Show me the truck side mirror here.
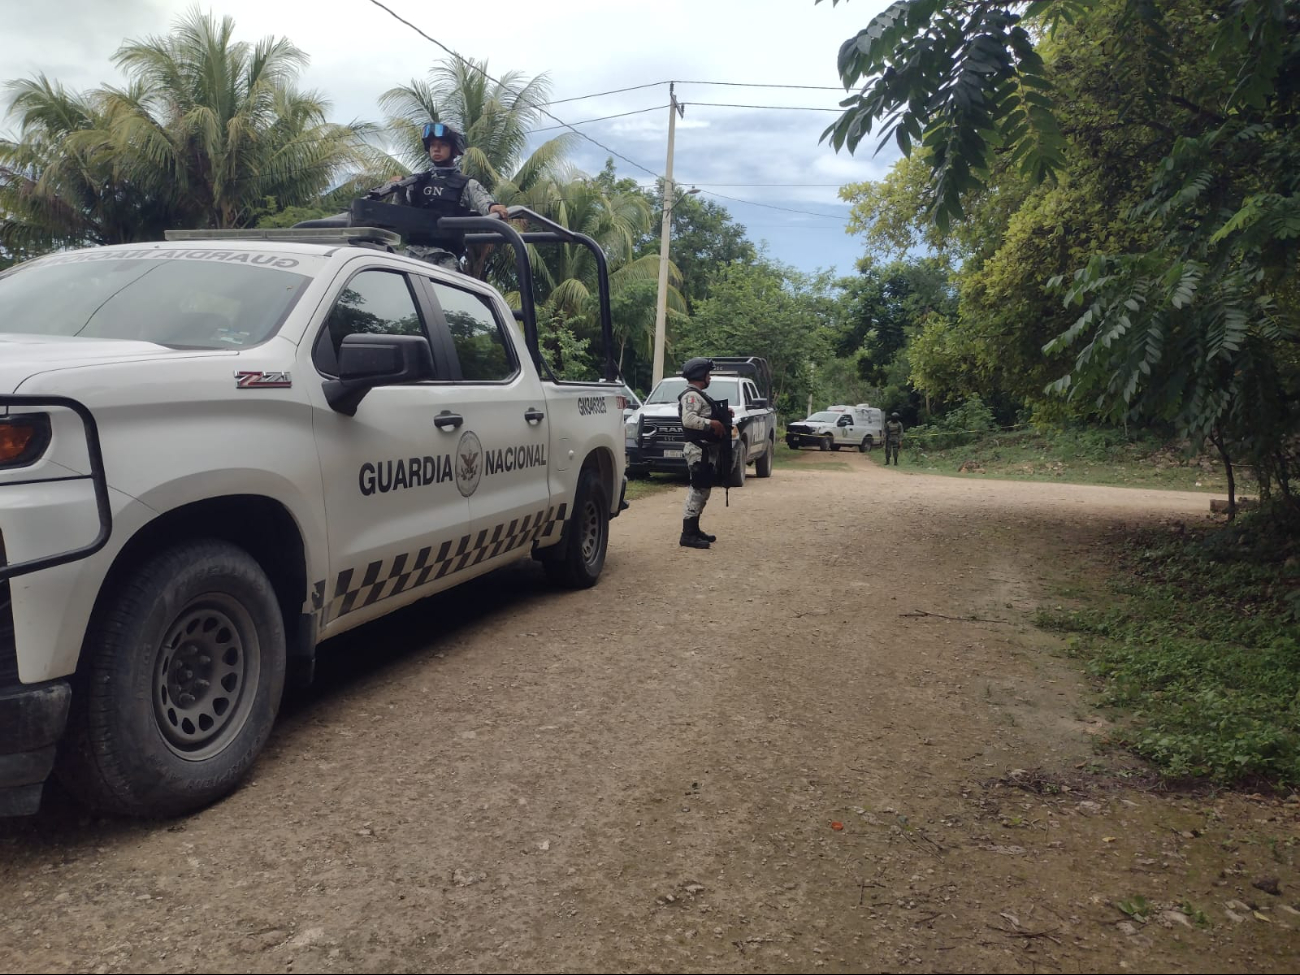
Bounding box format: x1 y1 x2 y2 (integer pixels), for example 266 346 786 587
751 397 767 409
324 333 435 415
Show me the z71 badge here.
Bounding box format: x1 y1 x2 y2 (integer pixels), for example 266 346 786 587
235 370 292 389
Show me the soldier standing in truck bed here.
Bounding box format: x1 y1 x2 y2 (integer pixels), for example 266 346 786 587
388 121 508 271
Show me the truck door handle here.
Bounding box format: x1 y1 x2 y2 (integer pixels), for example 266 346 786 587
524 408 545 424
434 411 463 430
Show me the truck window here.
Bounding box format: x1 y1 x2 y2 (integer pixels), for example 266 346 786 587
646 378 741 405
430 281 517 382
323 269 428 357
744 383 757 406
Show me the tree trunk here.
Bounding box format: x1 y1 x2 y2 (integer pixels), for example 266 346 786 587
1211 428 1237 520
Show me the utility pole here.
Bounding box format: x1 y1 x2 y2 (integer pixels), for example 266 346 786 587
651 84 685 386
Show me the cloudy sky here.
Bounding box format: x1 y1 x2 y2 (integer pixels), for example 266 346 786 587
1 0 900 275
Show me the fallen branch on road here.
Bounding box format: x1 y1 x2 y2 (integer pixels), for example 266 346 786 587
901 609 1012 624
985 923 1063 945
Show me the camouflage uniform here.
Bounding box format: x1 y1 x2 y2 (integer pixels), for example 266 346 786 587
399 165 499 272
680 386 719 519
884 419 904 465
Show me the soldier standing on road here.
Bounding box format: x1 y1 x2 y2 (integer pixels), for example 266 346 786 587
678 357 729 549
884 412 904 466
384 121 509 272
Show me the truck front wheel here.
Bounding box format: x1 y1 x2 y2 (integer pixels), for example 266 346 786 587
756 437 774 477
544 467 609 589
58 540 285 818
727 440 747 487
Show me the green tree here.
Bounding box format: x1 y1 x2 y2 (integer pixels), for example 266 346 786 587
494 173 681 380
0 76 175 251
824 0 1300 509
380 57 573 198
104 7 370 229
674 260 837 415
643 185 757 313
837 256 957 420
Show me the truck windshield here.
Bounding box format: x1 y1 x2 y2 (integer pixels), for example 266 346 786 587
645 378 741 405
0 254 312 349
806 412 843 423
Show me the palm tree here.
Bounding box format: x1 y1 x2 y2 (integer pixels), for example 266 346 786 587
498 172 685 377
103 8 372 228
1 7 371 251
0 75 173 253
379 57 573 197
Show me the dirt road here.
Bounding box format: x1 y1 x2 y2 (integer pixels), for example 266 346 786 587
3 454 1297 974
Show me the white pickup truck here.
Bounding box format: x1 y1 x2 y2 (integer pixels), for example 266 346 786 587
624 357 777 484
786 404 884 452
0 207 626 818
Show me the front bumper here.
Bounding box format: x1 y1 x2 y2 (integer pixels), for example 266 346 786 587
0 680 71 816
786 432 828 447
626 444 689 472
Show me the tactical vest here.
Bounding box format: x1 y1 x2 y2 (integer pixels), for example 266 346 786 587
404 168 474 252
678 386 726 447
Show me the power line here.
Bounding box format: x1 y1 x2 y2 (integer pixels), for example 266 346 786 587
543 82 670 106
363 0 661 179
698 189 846 221
541 79 846 108
359 8 851 224
530 104 669 134
677 80 847 91
690 101 843 112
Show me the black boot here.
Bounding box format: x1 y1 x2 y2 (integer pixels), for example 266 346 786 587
680 517 710 548
694 520 717 543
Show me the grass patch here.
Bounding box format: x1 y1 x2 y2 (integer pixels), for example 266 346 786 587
624 473 681 502
1038 509 1300 787
904 426 1257 493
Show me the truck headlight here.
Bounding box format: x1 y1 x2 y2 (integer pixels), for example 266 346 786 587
0 413 51 469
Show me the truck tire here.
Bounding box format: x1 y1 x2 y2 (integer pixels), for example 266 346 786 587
544 467 609 589
786 437 800 450
727 440 747 488
831 442 842 452
57 539 286 818
756 437 774 477
819 436 832 452
860 435 873 453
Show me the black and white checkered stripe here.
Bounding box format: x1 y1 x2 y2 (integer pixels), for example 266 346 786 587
317 503 568 624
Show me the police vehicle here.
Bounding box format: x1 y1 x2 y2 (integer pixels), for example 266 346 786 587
624 357 777 484
0 204 627 818
786 404 884 451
